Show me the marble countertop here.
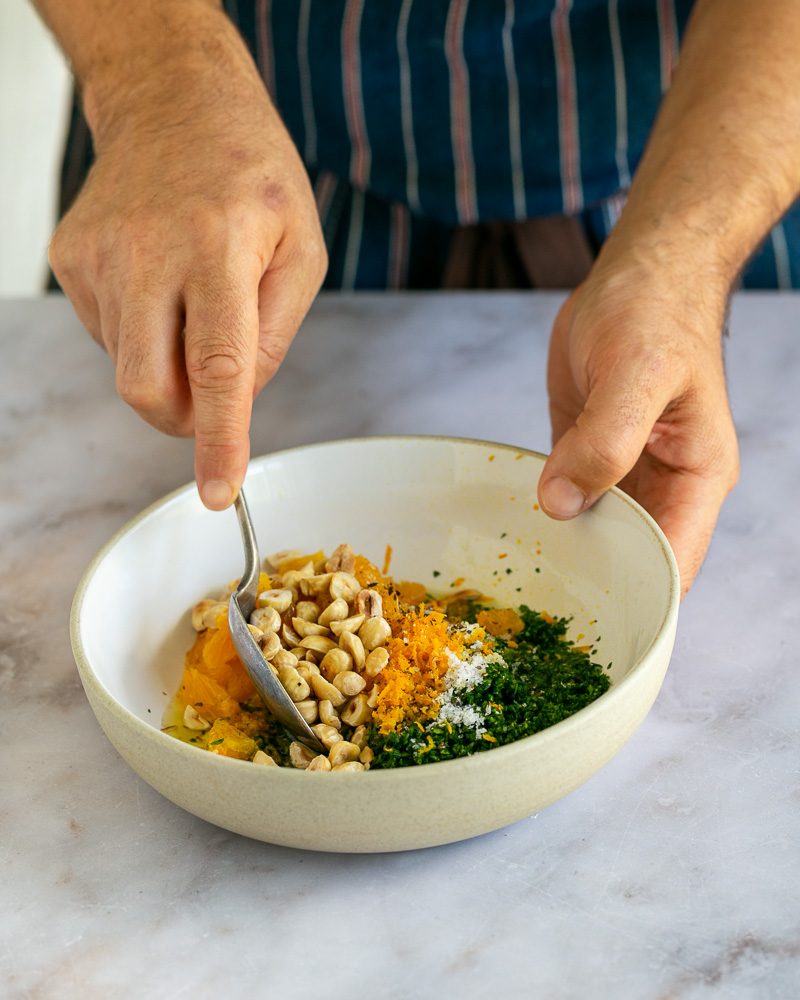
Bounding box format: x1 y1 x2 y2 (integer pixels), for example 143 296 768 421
2 293 799 999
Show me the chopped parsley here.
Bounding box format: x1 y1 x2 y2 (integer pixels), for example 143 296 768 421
369 607 610 769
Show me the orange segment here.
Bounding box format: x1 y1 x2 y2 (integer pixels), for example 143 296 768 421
179 666 240 722
200 622 257 703
180 618 257 711
205 719 257 759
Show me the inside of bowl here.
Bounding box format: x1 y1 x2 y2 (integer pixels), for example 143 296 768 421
76 438 676 723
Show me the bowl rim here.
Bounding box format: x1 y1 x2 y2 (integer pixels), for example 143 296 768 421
70 434 680 781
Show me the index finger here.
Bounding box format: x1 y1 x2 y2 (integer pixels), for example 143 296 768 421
184 270 260 509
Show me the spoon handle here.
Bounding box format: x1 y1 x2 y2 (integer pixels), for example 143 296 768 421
233 491 260 618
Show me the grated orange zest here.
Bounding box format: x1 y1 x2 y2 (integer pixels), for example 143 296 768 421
373 607 465 735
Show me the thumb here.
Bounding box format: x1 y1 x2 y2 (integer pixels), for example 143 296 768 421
539 364 674 518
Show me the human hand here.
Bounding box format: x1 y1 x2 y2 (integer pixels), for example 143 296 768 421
48 8 327 510
538 257 739 597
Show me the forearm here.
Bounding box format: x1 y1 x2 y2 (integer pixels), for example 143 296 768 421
31 0 242 138
607 0 800 289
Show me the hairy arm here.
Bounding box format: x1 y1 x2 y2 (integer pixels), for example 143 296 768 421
540 0 800 595
33 0 219 119
611 0 800 284
33 0 326 509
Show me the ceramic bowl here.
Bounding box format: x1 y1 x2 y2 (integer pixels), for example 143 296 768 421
71 436 679 852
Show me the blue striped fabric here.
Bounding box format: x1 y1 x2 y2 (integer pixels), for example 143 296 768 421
255 0 684 219
54 1 800 291
218 0 799 290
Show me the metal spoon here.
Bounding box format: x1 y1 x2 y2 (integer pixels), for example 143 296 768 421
228 490 324 753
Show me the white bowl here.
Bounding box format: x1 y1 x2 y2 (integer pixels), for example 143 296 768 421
71 437 679 852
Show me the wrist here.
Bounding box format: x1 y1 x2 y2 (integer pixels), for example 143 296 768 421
608 122 793 297
587 237 731 345
599 194 740 319
79 2 234 143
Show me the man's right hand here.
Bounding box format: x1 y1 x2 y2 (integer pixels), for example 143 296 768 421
47 4 327 510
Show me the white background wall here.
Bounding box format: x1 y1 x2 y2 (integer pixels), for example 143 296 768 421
0 1 70 296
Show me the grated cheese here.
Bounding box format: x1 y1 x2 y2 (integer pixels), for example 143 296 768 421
428 640 504 737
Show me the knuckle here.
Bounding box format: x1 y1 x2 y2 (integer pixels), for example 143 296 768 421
161 412 195 438
297 230 329 285
120 224 161 269
640 345 673 380
155 412 194 438
187 344 249 392
48 222 82 282
582 432 634 481
115 372 162 413
553 293 577 333
47 228 67 275
261 180 290 213
186 205 233 253
306 233 329 284
702 418 740 492
276 223 328 291
194 438 244 468
115 374 191 436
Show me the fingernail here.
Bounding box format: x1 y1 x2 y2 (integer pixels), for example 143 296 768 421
540 476 586 518
201 479 234 510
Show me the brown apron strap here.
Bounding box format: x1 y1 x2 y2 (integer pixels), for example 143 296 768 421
441 215 595 290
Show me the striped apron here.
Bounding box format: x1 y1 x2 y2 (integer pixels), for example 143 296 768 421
55 0 800 290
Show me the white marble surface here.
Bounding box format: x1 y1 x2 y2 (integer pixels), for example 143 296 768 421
2 293 799 999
